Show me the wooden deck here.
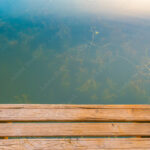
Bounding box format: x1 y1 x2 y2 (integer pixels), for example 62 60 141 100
0 104 150 149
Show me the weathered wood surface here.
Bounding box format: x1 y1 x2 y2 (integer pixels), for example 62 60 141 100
0 104 150 109
1 123 150 137
1 108 150 122
1 105 150 149
0 138 150 149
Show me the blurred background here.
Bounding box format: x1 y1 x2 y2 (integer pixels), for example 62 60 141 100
0 0 150 104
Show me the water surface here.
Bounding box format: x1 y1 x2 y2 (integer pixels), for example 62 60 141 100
0 0 150 104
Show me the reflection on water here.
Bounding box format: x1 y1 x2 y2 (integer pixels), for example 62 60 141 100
0 0 150 104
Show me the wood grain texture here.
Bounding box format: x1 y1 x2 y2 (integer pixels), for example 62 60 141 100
1 138 150 149
1 123 150 137
1 108 150 122
1 105 150 149
0 104 150 109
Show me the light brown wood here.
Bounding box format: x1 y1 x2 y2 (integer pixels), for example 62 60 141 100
3 122 12 139
0 104 150 109
0 138 150 149
1 108 150 122
1 105 150 149
0 123 150 137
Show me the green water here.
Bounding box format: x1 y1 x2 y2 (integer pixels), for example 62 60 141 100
0 0 150 104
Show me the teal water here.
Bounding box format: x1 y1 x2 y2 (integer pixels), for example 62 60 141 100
0 0 150 104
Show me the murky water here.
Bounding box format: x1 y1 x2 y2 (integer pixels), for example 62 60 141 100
0 0 150 104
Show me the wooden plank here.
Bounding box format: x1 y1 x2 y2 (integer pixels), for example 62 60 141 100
0 104 150 109
1 138 150 149
0 123 150 137
1 108 150 122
